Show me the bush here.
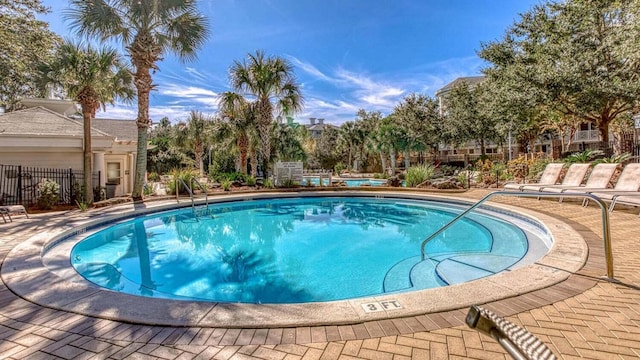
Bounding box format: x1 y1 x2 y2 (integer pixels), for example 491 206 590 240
405 164 436 187
37 179 60 209
263 178 275 189
168 169 197 195
221 179 232 191
148 172 160 182
245 176 257 186
334 162 345 175
209 171 246 183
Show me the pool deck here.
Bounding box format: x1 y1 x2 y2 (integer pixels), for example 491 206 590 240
1 189 640 359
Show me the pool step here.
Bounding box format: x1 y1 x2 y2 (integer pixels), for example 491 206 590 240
383 256 443 293
435 254 520 285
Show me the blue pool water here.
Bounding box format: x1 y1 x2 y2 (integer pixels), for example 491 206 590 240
302 178 388 186
70 197 533 304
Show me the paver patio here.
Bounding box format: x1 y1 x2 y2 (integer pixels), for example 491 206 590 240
1 189 640 359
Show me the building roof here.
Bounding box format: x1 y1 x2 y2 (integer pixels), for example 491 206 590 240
435 76 486 97
0 107 112 138
19 98 78 117
91 119 138 142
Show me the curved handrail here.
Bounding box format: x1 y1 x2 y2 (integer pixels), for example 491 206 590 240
191 177 209 211
420 191 614 279
175 177 196 215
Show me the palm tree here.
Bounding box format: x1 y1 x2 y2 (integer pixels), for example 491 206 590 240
218 92 256 174
228 51 303 177
67 0 210 200
174 111 212 177
38 41 135 204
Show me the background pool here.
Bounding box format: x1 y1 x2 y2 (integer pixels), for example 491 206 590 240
70 197 532 304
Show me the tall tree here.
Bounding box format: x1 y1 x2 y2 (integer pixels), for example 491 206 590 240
148 117 187 174
442 81 497 157
0 0 61 110
392 93 442 166
67 0 210 200
228 51 303 177
175 111 212 177
218 91 256 174
479 0 640 144
337 121 359 172
38 41 135 204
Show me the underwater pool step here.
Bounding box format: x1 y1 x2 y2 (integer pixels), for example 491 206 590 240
435 254 520 285
383 256 447 293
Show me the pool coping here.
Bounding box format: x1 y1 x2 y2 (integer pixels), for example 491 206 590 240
0 191 589 328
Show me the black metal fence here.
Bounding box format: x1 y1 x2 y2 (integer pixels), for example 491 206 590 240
0 164 100 207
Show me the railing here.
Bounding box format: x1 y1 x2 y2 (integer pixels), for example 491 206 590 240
0 164 101 206
175 177 196 216
420 191 614 279
176 176 211 219
190 177 209 211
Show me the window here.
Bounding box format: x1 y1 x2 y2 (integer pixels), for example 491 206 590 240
107 162 121 185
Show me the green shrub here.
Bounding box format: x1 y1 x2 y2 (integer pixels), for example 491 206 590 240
209 171 246 183
94 186 106 202
279 179 299 188
148 172 160 182
76 200 89 212
594 152 635 164
263 178 274 189
168 169 196 195
405 164 436 187
143 183 154 196
564 149 604 163
373 173 389 179
37 179 60 209
221 179 232 191
245 176 257 186
334 162 345 175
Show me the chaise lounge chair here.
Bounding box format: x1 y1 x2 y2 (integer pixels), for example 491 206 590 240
608 193 640 215
519 163 590 192
0 205 29 223
536 163 619 202
503 162 565 191
563 163 640 210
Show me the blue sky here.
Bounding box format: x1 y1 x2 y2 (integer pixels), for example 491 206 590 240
39 0 539 125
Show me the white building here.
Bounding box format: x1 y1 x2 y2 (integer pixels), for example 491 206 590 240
0 99 138 199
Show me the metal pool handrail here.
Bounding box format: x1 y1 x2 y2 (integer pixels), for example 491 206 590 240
190 177 209 211
419 191 614 279
175 177 196 215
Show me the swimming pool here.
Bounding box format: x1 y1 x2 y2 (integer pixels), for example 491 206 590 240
67 196 549 304
302 177 388 186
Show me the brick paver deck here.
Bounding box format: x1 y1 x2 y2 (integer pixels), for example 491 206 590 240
1 189 640 359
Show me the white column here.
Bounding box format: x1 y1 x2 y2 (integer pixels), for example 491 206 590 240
93 152 106 187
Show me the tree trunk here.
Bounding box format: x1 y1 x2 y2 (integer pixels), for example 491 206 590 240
250 148 258 176
132 66 152 201
82 107 93 204
598 119 610 143
389 148 397 175
195 141 204 177
257 100 273 178
480 138 486 157
237 133 248 174
379 152 387 175
404 150 410 170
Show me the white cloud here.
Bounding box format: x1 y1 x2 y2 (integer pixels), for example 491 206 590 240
289 56 332 82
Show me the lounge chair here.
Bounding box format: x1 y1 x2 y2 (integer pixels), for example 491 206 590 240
608 193 640 215
520 163 590 192
564 163 640 210
0 205 29 223
503 163 565 191
536 163 619 202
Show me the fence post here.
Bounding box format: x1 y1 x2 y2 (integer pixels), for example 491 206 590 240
17 165 23 205
69 168 73 205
